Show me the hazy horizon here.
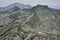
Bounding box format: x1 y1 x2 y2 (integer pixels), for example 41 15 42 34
0 0 60 9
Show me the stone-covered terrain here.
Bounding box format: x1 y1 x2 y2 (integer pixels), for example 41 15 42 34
0 3 60 40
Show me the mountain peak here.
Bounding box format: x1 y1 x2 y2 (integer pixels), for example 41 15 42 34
36 5 48 8
6 3 31 9
32 5 49 10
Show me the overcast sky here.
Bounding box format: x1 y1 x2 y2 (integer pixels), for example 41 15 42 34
0 0 60 9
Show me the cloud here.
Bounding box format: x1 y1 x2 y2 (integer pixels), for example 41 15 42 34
0 0 60 9
33 0 60 6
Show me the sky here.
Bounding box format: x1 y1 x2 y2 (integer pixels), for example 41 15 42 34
0 0 60 9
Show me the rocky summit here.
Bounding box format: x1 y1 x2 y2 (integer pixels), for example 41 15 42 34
0 3 60 40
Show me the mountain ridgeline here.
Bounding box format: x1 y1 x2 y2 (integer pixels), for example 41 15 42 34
0 3 60 40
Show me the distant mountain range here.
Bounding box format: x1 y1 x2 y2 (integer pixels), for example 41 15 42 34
0 3 60 12
0 3 32 12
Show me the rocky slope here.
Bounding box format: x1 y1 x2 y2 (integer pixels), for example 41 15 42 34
0 4 60 40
